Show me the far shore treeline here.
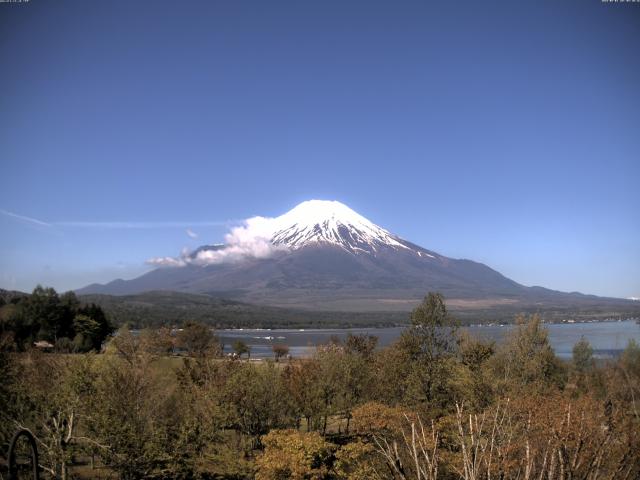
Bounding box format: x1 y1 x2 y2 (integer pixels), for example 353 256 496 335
4 286 639 336
1 290 640 479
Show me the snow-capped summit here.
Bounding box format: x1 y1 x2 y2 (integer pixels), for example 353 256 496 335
269 200 410 254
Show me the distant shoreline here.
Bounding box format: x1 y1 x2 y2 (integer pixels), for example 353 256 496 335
213 319 640 360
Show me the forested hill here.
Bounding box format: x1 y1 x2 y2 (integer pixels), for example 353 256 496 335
79 290 640 329
77 291 409 329
0 288 28 303
5 288 638 331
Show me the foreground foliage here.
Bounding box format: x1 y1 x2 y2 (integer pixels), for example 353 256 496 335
1 293 639 479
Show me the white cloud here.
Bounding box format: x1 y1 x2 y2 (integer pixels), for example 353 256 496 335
186 228 198 239
146 216 287 267
146 256 187 267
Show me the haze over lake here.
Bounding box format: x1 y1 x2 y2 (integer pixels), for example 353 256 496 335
219 320 640 360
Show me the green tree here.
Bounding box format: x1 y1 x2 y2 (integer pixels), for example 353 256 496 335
400 292 458 361
23 286 68 342
314 348 346 435
90 328 188 479
370 344 412 405
176 321 219 357
0 334 19 454
59 291 81 326
0 287 111 351
618 339 640 412
72 314 101 352
399 292 459 410
224 362 296 447
76 302 113 350
233 339 250 358
492 314 566 392
0 303 22 349
338 351 373 434
620 338 640 378
572 336 594 373
458 331 496 408
10 352 98 480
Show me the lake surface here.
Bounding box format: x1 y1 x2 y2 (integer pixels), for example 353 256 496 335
218 320 640 360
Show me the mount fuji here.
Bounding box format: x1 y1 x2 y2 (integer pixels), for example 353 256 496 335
78 200 637 314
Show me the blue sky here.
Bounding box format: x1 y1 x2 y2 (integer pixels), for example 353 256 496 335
1 0 638 298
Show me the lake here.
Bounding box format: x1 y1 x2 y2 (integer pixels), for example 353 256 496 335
218 320 640 360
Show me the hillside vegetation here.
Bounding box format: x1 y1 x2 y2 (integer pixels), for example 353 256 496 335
79 290 640 329
78 291 408 329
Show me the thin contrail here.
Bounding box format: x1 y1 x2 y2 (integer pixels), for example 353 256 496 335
0 209 52 227
1 209 233 229
55 220 231 229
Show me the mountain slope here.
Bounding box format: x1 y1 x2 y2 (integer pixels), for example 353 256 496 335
77 200 638 313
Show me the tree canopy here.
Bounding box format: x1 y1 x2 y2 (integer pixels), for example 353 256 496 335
0 286 113 352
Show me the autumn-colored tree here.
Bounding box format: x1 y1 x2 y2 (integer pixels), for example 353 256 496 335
282 359 324 431
256 429 335 480
351 402 438 480
345 334 378 358
136 326 172 356
351 402 407 436
334 440 385 480
447 393 640 480
273 344 290 361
